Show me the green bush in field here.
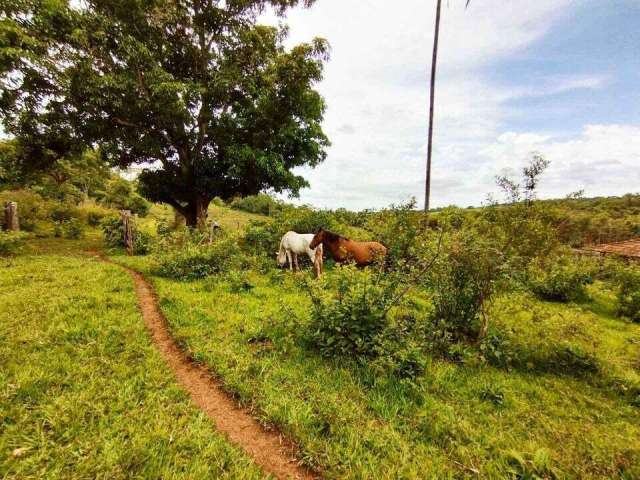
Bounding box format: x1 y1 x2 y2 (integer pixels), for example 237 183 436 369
427 231 505 341
79 203 111 226
230 193 281 216
100 214 152 255
0 231 28 256
154 233 241 280
364 199 426 270
308 265 393 358
615 265 640 322
62 218 84 239
527 258 594 302
306 264 426 378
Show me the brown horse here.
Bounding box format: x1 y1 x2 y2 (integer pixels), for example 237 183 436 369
309 228 387 267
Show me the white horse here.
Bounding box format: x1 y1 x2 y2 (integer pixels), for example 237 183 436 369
277 231 323 277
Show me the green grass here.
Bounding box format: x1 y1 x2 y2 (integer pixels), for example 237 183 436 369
0 242 268 479
113 253 640 479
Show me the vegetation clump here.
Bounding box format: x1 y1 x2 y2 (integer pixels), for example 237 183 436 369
527 257 595 302
615 264 640 322
0 231 29 256
154 230 241 280
100 214 152 255
307 264 427 379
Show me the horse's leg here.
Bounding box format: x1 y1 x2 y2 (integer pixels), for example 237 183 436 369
286 250 293 271
293 252 299 272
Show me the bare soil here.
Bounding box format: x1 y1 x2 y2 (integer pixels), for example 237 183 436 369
91 251 317 480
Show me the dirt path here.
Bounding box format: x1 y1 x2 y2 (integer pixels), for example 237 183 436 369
90 252 317 480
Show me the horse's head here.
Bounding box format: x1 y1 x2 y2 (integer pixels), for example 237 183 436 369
309 228 325 249
276 249 287 266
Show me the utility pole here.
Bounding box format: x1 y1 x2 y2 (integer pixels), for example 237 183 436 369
424 0 442 213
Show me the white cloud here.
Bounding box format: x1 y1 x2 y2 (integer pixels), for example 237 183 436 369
481 125 640 201
264 1 634 210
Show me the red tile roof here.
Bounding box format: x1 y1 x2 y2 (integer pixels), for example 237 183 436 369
584 238 640 258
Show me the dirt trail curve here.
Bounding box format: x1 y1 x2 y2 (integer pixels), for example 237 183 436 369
89 251 317 480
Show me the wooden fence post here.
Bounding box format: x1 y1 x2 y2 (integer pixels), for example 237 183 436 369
4 202 19 231
121 210 134 256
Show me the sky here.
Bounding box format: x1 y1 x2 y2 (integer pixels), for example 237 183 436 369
264 0 640 210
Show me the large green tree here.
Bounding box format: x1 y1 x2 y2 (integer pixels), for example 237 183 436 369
1 0 329 226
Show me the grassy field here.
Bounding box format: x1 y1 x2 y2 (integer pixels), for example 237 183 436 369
0 237 268 479
114 252 640 479
3 208 640 479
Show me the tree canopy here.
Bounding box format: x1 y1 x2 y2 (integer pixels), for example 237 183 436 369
1 0 330 225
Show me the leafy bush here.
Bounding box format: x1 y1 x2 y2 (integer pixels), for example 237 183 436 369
364 199 426 270
427 231 504 340
615 266 640 322
100 178 150 216
78 203 111 226
308 265 394 358
100 214 152 255
0 231 28 256
230 194 281 216
63 218 84 239
306 265 427 378
154 234 241 280
527 258 594 302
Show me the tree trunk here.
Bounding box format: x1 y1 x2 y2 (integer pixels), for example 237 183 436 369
4 202 19 231
184 196 210 229
424 0 442 213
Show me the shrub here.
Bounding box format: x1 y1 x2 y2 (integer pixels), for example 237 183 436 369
527 258 594 302
306 265 426 378
615 266 640 322
364 199 426 270
63 218 84 239
49 203 81 223
0 231 28 256
427 231 504 340
307 265 394 359
101 215 125 248
100 214 153 255
230 193 281 216
154 234 241 280
100 177 150 216
79 203 111 226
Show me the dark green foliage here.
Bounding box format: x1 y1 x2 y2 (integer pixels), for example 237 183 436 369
61 218 84 239
528 258 595 302
615 266 640 322
364 199 426 270
100 178 150 217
